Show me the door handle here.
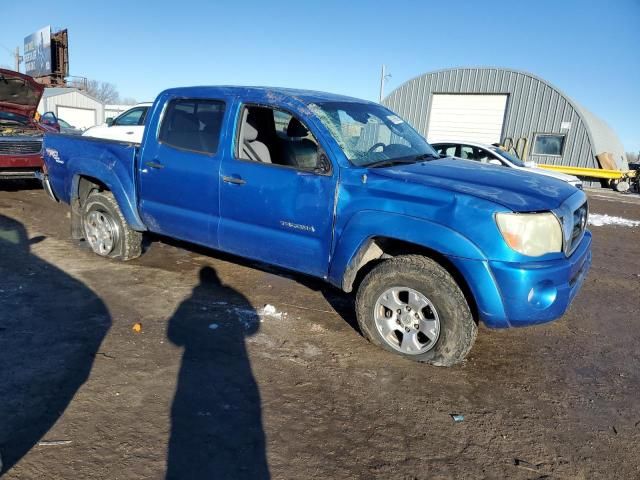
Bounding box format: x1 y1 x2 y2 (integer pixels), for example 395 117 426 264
222 175 246 185
145 161 164 169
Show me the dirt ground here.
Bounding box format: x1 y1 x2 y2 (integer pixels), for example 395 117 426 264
0 183 639 479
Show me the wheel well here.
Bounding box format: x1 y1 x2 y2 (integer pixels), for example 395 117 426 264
70 176 111 239
345 237 479 323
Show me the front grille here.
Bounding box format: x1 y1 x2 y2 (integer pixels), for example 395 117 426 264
0 140 43 155
568 202 588 254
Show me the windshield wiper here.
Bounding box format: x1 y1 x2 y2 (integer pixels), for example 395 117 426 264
365 158 419 168
413 153 441 161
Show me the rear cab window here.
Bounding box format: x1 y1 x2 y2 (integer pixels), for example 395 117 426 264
159 99 225 155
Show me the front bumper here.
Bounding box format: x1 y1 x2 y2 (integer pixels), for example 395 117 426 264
451 231 592 328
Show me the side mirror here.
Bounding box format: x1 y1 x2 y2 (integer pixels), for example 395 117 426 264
105 118 114 126
314 153 332 175
488 159 502 166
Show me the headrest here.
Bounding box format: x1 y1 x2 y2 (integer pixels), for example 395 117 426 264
171 110 198 131
287 117 308 138
243 123 258 142
198 111 221 130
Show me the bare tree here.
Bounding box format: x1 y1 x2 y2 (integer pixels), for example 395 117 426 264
626 151 639 164
84 80 120 104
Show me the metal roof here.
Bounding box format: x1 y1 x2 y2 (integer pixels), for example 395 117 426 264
384 67 627 170
42 87 103 105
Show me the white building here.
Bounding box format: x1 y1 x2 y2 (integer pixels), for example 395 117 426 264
38 88 104 130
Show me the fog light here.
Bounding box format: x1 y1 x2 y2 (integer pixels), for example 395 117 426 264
527 281 557 310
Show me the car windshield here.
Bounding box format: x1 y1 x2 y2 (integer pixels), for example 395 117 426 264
58 119 72 128
308 101 438 167
0 111 29 126
492 147 525 167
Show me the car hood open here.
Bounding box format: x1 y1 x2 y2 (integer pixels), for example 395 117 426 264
0 69 44 118
368 158 577 212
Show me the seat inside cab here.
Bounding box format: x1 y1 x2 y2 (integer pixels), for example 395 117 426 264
238 106 320 169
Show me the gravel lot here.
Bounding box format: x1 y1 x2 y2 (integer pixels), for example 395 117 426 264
1 183 639 479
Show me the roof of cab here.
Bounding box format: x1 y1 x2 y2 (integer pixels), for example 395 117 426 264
158 85 375 105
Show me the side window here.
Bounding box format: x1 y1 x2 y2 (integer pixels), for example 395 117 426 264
237 105 323 171
532 133 565 156
159 99 225 155
436 144 457 157
113 108 145 126
460 145 476 160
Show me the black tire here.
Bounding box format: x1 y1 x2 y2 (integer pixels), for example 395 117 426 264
355 255 477 366
82 190 142 261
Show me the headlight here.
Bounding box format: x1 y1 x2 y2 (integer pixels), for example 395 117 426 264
495 212 562 256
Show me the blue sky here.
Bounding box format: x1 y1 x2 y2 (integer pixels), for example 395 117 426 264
1 0 638 151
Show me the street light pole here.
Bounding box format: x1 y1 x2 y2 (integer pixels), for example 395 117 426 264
379 64 391 103
14 46 22 72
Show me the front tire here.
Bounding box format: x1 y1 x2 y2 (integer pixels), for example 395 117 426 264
82 190 142 261
355 255 477 366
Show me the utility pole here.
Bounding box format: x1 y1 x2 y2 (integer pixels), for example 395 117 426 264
378 64 391 103
14 46 22 72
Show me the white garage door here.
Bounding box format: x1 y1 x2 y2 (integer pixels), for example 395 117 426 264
56 106 97 130
427 94 508 144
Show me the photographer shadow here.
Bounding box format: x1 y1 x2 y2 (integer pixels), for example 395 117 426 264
166 266 269 479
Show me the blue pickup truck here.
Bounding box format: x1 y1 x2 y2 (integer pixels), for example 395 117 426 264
39 86 591 366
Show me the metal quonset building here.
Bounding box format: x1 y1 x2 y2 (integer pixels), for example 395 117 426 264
383 67 627 171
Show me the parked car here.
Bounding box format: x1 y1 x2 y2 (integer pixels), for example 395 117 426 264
39 86 592 366
0 68 57 179
82 103 152 143
432 140 583 189
57 118 82 135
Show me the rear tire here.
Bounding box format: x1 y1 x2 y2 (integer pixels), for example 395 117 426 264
355 255 477 366
82 190 142 261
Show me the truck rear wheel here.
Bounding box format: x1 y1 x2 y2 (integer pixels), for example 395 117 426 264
82 190 142 261
355 255 477 366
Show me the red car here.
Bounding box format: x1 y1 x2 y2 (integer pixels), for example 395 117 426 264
0 69 57 180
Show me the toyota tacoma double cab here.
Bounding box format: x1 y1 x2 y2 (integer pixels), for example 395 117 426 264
39 86 592 365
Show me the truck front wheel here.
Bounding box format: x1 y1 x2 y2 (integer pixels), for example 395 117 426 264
355 255 477 366
82 190 142 261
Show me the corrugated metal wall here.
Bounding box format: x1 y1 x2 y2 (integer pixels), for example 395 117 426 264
383 68 597 169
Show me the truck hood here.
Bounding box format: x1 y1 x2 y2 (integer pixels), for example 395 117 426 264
0 69 44 118
368 158 577 212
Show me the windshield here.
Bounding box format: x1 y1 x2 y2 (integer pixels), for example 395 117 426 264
309 101 438 167
492 147 525 167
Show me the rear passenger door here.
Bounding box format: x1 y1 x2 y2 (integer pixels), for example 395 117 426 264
138 97 226 246
218 103 337 277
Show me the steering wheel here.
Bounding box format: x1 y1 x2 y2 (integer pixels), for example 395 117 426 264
367 143 386 153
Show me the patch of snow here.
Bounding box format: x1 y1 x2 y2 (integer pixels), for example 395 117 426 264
588 214 640 227
208 323 219 330
257 304 286 320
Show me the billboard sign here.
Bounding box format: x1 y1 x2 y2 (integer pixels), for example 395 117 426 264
24 26 52 77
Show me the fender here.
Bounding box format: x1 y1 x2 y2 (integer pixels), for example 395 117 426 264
329 210 487 291
65 153 146 231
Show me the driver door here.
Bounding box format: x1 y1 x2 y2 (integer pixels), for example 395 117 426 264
218 103 337 277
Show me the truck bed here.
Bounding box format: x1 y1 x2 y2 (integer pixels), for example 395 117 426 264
43 133 139 205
